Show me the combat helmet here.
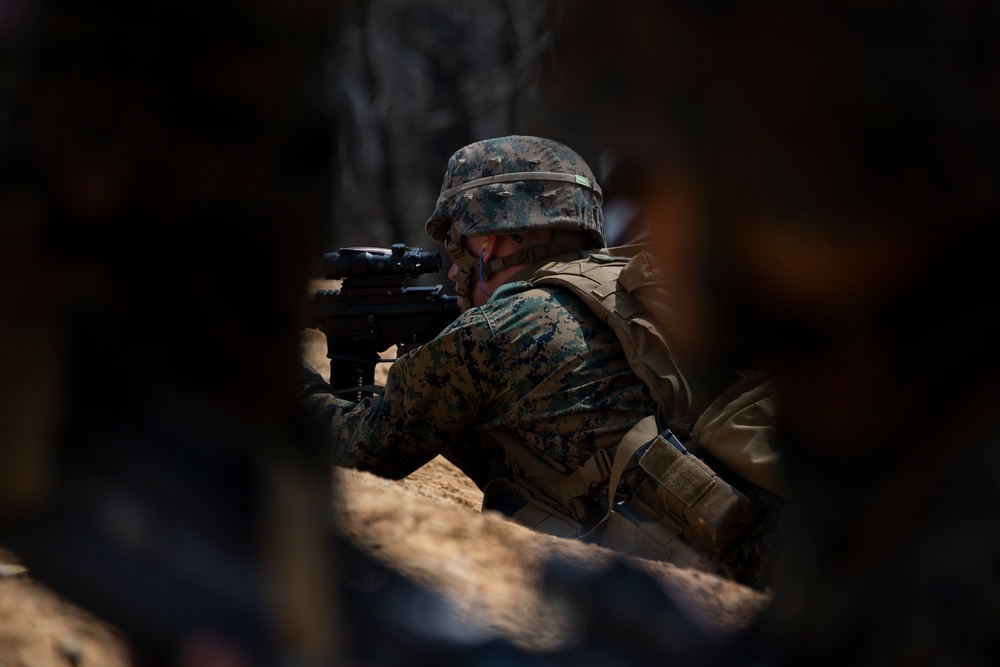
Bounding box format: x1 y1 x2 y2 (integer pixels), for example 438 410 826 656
426 135 605 305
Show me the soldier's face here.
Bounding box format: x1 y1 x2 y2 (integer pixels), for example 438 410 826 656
446 259 466 309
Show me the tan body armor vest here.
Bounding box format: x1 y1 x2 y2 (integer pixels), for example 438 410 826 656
481 244 785 573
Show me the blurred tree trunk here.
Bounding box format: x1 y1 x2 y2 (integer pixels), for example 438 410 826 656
326 0 552 252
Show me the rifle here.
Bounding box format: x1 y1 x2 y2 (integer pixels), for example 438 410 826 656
310 244 460 401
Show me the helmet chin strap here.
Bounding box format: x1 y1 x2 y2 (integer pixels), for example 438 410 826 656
446 221 590 310
446 223 482 309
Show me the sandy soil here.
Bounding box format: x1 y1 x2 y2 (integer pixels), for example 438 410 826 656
0 323 770 666
338 458 770 651
0 458 769 665
0 550 131 667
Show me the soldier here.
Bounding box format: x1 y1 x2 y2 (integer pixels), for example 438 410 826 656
298 135 786 589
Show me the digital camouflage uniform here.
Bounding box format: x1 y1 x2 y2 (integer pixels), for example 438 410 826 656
297 278 656 497
298 136 785 589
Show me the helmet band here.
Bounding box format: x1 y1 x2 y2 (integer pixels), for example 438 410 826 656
437 171 603 204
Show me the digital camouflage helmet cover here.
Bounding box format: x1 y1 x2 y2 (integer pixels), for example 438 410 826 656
426 135 605 304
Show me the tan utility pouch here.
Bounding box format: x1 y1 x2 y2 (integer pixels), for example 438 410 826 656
577 415 756 562
599 506 716 570
600 508 683 562
630 430 758 551
482 477 583 539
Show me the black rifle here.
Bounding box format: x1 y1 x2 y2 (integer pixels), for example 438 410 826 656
310 244 460 401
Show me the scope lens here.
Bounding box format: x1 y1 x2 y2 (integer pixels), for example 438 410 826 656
410 250 442 273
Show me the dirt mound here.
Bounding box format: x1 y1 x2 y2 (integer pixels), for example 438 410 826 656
0 550 129 667
0 329 769 664
337 457 769 651
0 456 769 665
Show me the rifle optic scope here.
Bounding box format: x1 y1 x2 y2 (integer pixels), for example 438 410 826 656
323 243 442 280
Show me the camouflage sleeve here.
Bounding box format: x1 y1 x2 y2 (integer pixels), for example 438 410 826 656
295 358 356 438
297 280 655 483
296 309 500 479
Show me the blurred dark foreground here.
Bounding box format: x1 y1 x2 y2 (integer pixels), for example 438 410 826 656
537 2 1000 665
2 1 1000 666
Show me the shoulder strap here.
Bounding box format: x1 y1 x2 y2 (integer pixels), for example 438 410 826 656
577 415 660 540
531 249 788 500
529 251 705 435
